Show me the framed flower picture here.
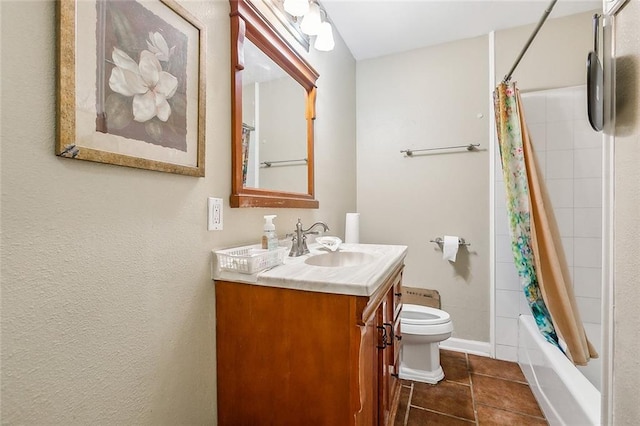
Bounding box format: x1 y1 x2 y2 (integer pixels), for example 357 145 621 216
57 0 206 176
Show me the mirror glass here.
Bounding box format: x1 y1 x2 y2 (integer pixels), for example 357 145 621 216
230 0 319 209
241 39 308 193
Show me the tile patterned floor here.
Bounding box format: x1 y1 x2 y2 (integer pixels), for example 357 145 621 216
395 349 548 425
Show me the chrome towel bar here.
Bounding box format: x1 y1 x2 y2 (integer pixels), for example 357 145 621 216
401 143 480 156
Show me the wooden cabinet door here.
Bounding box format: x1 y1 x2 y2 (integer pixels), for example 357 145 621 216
216 281 356 425
377 288 395 425
378 271 403 425
390 271 403 410
357 307 379 426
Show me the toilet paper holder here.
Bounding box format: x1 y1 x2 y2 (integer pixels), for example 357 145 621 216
430 237 470 247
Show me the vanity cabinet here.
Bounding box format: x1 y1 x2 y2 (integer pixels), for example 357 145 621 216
215 263 403 425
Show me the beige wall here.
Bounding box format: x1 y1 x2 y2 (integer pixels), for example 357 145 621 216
612 0 640 422
0 0 355 423
356 35 491 341
494 11 594 90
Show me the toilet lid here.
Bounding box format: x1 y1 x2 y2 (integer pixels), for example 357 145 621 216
401 305 451 326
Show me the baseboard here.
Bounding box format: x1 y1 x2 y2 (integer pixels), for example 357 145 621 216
439 337 492 357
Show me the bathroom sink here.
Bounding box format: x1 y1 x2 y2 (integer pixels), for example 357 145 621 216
304 251 376 267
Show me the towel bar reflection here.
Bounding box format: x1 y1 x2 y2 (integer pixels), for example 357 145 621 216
401 143 480 156
261 158 308 168
430 237 470 247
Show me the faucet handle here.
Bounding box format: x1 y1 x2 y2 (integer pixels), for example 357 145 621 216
300 237 310 255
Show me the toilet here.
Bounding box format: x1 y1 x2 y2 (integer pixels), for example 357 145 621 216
399 304 454 384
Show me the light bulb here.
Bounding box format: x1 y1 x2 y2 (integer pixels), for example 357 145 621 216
283 0 309 17
300 2 321 36
314 21 335 51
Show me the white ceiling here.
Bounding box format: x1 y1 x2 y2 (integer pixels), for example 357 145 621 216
321 0 601 60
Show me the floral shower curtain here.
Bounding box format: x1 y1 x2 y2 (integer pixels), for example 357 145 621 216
494 82 597 365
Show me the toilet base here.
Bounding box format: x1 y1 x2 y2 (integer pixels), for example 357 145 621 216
399 363 445 384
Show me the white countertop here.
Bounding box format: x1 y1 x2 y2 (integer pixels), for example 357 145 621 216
212 243 408 297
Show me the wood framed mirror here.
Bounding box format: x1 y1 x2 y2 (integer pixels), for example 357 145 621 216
230 0 319 208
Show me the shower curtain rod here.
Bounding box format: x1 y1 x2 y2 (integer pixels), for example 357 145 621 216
503 0 558 83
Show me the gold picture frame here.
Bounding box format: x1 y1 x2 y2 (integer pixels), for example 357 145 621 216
57 0 206 176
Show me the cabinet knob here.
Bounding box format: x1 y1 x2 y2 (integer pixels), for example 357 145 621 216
394 292 402 297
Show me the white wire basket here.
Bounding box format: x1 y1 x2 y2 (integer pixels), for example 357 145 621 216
215 245 287 274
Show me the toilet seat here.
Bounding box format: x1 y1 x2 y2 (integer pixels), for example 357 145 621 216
400 304 453 336
401 304 451 325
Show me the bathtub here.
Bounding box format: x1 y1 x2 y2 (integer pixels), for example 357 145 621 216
518 315 601 425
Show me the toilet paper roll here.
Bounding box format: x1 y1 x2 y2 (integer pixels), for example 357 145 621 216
442 235 459 262
344 213 360 244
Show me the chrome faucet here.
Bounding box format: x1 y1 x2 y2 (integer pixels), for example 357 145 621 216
289 218 329 257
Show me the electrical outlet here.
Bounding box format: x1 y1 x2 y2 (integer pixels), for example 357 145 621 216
208 197 223 231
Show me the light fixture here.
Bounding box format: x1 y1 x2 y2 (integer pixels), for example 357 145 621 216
283 0 309 17
300 2 321 36
282 0 334 52
314 21 334 51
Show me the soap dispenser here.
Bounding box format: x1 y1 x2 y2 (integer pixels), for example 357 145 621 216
262 215 278 250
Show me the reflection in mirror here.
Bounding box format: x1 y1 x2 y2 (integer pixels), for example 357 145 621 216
230 0 319 208
242 39 308 193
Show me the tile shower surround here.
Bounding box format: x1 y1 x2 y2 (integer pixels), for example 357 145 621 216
395 349 547 425
493 86 602 389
